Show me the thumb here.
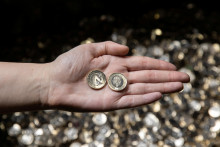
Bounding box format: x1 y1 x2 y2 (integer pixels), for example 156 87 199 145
91 41 129 57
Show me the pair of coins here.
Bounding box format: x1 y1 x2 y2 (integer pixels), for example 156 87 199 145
87 70 127 91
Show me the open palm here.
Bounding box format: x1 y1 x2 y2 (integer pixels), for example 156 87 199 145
46 41 189 111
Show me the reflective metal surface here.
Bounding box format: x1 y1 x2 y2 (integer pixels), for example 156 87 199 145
1 2 220 147
87 70 107 89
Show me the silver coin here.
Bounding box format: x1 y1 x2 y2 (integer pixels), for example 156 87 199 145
108 73 127 91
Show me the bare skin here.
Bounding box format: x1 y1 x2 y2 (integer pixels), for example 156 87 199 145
0 41 190 113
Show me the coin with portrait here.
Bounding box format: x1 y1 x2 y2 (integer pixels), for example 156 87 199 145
108 73 127 91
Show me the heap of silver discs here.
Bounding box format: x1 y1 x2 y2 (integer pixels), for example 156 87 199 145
1 32 219 146
1 13 220 147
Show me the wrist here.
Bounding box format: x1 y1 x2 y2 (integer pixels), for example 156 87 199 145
37 63 52 109
0 62 53 113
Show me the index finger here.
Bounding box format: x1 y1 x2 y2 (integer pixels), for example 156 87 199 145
124 56 177 71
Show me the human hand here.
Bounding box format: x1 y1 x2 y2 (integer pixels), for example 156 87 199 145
44 41 189 112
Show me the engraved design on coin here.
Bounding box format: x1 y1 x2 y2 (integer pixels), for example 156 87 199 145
108 73 127 91
87 70 107 89
112 76 123 88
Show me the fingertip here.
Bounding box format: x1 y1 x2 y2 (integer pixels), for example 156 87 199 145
148 92 163 104
160 60 177 70
155 92 162 98
103 41 129 56
170 64 177 70
108 41 129 55
181 73 190 83
145 92 162 101
172 82 184 91
166 62 177 70
160 82 184 94
120 45 129 55
186 74 191 83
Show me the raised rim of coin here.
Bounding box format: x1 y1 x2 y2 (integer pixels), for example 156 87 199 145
87 70 107 89
108 73 127 91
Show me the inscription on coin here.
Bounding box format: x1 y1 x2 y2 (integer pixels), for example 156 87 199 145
108 73 127 91
87 70 106 89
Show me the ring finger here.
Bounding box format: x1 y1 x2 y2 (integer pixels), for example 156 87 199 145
125 82 183 95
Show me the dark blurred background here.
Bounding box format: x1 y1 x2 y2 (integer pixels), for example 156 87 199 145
1 0 220 62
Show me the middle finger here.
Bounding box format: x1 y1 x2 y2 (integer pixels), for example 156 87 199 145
127 70 190 84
